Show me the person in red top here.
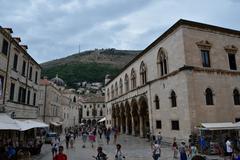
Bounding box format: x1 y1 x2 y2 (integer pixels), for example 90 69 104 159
53 146 67 160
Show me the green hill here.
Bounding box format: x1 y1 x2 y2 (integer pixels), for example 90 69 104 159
41 48 140 88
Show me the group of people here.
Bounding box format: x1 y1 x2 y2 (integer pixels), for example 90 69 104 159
0 138 43 160
151 132 200 160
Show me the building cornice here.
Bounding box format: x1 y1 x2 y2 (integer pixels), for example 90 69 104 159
106 19 240 86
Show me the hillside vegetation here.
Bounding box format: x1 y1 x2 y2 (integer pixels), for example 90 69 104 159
41 48 140 88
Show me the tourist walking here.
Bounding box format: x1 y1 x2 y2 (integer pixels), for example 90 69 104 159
179 142 187 160
152 140 161 160
69 132 74 148
115 144 125 160
93 146 108 160
65 133 70 149
98 128 103 139
105 128 111 145
113 128 119 144
225 137 233 160
188 143 198 159
89 132 96 148
172 137 178 159
156 132 162 145
82 130 88 148
53 146 67 160
51 137 59 158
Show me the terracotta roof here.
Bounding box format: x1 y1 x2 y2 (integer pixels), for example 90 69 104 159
106 19 240 85
39 79 50 85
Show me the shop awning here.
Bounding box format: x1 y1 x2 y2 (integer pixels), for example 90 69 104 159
199 122 240 130
0 113 20 130
98 117 106 123
0 114 48 131
50 121 62 126
16 120 49 131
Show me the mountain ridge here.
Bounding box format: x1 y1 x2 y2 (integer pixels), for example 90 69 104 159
41 48 141 88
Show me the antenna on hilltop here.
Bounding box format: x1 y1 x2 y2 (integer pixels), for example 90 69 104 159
78 43 81 53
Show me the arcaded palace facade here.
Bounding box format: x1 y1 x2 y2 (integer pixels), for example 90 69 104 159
0 26 41 119
105 19 240 141
79 94 106 125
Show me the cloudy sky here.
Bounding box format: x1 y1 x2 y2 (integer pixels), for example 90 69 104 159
0 0 240 63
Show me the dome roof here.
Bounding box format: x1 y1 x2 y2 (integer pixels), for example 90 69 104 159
51 74 65 86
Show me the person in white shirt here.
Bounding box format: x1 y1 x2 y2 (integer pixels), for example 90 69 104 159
115 144 125 160
226 138 233 159
152 140 161 160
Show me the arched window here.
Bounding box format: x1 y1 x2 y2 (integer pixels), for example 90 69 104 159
233 89 240 105
155 95 160 109
131 68 136 89
124 74 129 93
140 61 147 85
86 110 89 116
73 96 76 103
107 88 110 101
100 109 103 116
111 85 114 98
170 90 177 107
205 88 214 105
115 82 118 97
157 48 168 76
119 78 123 95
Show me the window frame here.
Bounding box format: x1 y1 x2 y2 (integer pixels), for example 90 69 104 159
171 120 180 130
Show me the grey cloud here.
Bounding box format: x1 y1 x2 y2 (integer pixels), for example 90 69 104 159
0 0 240 63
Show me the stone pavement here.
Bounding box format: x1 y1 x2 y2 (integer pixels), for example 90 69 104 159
33 134 224 160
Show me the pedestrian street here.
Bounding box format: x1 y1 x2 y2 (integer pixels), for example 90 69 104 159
33 134 224 160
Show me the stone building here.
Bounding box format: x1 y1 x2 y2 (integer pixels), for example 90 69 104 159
0 26 41 119
38 75 79 132
80 94 106 126
105 19 240 141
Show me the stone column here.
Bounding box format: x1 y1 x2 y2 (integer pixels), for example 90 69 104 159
125 116 129 134
114 117 118 128
131 116 135 136
140 116 144 137
120 117 123 134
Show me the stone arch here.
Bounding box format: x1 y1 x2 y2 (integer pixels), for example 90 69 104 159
115 104 121 132
138 96 150 137
112 105 116 128
120 103 126 133
87 119 91 125
125 101 132 135
131 98 140 136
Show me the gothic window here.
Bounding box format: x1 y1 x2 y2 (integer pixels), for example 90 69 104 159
228 53 237 70
131 68 136 89
111 85 114 98
100 109 103 116
124 74 129 93
87 110 89 116
205 88 214 105
157 48 168 76
155 95 160 109
73 96 76 102
201 50 211 67
233 89 240 105
115 82 118 97
170 90 177 107
140 61 147 85
107 88 110 101
119 78 123 95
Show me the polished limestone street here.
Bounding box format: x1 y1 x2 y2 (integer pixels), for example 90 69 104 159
33 134 223 160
